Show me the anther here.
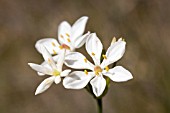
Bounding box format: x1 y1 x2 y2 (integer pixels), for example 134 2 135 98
84 70 88 75
105 66 109 72
67 38 71 42
53 49 57 54
66 33 70 37
92 52 95 56
84 58 87 63
59 45 63 49
102 54 107 59
52 42 56 47
60 35 64 38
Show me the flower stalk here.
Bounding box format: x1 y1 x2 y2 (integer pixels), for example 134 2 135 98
97 98 102 113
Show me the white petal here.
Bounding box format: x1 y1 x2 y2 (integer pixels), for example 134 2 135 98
54 76 61 84
71 16 88 42
90 75 106 97
56 49 66 71
101 40 126 68
37 62 50 76
86 33 103 65
37 55 59 76
103 66 133 82
58 21 72 46
60 69 71 77
64 52 94 70
74 31 90 48
28 63 52 75
63 71 94 89
40 45 57 69
35 38 60 55
35 76 55 95
53 55 59 62
37 72 45 76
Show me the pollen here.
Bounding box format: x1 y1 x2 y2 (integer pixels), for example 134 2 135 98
67 38 71 42
84 70 88 75
92 52 95 56
84 58 87 63
51 42 56 47
53 49 57 54
102 54 107 59
105 66 109 72
60 34 64 38
66 33 70 37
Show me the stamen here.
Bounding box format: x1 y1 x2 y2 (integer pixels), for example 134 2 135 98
102 54 107 59
51 42 56 47
66 33 70 37
60 35 64 38
53 49 57 54
92 52 95 56
67 38 71 42
59 45 63 49
105 66 109 72
84 58 87 63
84 70 88 75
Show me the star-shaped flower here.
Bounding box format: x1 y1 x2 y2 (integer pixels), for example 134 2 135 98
35 16 90 55
28 45 71 95
63 33 133 97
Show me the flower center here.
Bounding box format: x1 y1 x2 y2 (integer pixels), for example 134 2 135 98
52 69 60 76
94 66 102 75
59 44 70 50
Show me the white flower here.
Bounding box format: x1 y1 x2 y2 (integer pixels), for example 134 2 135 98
28 45 71 95
63 33 133 97
35 16 90 55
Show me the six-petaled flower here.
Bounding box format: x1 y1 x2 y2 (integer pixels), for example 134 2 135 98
63 33 133 97
28 45 71 95
35 16 89 56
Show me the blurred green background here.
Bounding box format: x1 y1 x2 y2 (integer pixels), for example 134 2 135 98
0 0 170 113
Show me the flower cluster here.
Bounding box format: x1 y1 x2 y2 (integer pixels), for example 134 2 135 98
28 16 133 97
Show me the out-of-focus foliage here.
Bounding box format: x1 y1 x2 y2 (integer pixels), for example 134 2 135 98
0 0 170 113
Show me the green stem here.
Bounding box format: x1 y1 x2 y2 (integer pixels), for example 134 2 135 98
96 98 102 113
